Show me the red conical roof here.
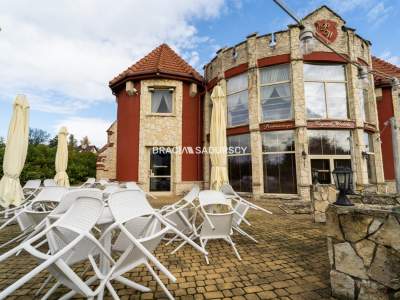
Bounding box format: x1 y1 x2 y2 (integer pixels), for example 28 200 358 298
109 44 203 88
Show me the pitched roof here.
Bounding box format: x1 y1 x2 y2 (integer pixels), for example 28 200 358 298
372 56 400 86
109 44 203 88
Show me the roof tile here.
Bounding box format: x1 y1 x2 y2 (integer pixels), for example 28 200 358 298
372 56 400 85
110 44 203 87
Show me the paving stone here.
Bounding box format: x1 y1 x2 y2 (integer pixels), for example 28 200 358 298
0 198 332 299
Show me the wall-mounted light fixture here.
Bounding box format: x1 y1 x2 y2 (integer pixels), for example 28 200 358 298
125 81 137 96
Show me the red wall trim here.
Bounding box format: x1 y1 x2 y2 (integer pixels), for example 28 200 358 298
227 125 250 136
304 51 348 63
224 63 249 79
377 87 395 180
307 119 355 129
257 54 291 68
182 83 202 181
260 120 295 132
116 82 141 181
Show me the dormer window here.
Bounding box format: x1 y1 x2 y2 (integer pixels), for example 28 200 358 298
150 88 173 114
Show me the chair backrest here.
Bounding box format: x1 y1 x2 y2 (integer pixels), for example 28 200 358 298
108 190 154 224
43 179 57 187
102 185 121 195
220 183 237 197
199 190 231 207
22 179 41 190
51 188 103 216
33 186 68 203
86 178 96 184
182 185 200 203
98 179 109 186
232 202 250 226
54 196 104 234
200 212 234 238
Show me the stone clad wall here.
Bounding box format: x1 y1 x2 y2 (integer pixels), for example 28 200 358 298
326 205 400 299
96 121 117 180
203 6 384 199
311 184 337 222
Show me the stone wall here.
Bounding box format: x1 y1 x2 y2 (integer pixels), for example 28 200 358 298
203 6 385 200
326 204 400 299
311 184 337 222
96 121 117 180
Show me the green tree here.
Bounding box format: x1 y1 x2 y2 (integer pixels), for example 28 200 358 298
68 134 78 150
29 128 50 145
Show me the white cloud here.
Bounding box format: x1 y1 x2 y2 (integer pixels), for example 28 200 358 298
54 117 112 147
380 51 400 67
366 2 392 25
0 0 228 114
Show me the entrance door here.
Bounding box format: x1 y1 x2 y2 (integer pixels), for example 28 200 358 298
149 150 171 192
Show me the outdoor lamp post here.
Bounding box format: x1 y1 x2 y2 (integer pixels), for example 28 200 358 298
332 167 354 206
299 25 315 55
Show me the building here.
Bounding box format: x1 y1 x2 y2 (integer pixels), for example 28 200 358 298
102 44 204 194
97 5 399 199
372 57 400 192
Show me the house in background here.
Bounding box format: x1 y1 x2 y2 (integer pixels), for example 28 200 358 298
97 6 399 199
372 57 400 192
98 44 204 194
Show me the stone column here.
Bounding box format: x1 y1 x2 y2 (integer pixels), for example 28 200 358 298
246 33 263 196
290 26 311 201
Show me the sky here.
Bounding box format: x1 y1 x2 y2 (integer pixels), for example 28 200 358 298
0 0 399 146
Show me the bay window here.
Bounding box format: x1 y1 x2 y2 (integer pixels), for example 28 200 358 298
308 130 351 184
259 64 292 121
227 73 249 127
304 64 348 119
227 134 252 192
262 130 297 194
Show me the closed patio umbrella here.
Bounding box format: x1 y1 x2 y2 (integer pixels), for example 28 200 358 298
209 85 229 190
0 95 30 208
54 127 69 187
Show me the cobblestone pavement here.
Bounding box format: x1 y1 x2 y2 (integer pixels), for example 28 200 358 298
0 198 333 299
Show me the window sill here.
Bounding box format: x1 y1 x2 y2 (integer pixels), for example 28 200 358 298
146 113 176 117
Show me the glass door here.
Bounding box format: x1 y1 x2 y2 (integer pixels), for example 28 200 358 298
149 150 171 192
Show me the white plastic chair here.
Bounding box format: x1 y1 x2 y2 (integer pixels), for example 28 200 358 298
0 195 114 300
220 184 272 242
125 181 157 199
43 179 57 187
22 179 42 201
0 186 68 249
159 185 199 244
96 189 206 299
79 178 96 188
173 190 241 264
102 185 121 200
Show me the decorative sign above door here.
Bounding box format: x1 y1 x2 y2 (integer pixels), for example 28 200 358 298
314 20 338 44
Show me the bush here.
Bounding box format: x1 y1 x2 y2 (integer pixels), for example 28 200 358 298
0 138 97 186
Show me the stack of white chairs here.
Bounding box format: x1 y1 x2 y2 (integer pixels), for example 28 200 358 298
172 190 241 264
0 193 114 300
159 185 199 244
43 179 58 187
125 181 157 199
0 186 68 249
77 177 96 188
220 184 272 243
0 180 42 224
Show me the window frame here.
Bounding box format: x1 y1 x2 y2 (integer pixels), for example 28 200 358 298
258 64 293 122
149 87 175 115
304 63 349 120
227 133 252 192
226 73 249 128
363 132 376 183
261 130 297 194
308 129 352 184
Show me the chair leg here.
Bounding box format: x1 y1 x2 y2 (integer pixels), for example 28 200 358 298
227 237 242 261
199 239 209 265
35 274 53 296
233 226 258 243
41 281 61 300
144 261 174 300
106 281 120 300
